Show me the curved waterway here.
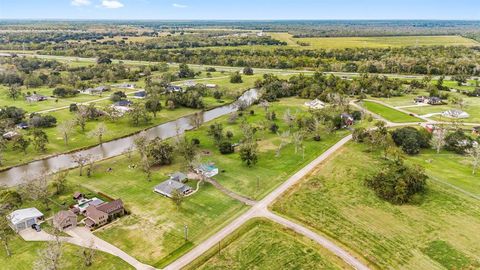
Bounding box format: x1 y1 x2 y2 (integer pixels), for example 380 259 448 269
0 89 259 186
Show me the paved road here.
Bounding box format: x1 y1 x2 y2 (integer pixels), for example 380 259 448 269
164 135 371 270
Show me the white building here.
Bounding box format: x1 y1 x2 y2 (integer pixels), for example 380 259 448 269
304 99 325 110
7 208 43 232
442 109 470 119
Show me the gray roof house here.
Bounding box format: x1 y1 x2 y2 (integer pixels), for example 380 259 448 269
7 208 44 232
25 94 47 103
154 180 192 198
170 172 188 183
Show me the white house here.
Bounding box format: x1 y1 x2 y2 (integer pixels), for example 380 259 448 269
183 81 197 87
205 84 218 89
442 109 470 119
304 99 325 110
111 83 136 89
7 208 44 232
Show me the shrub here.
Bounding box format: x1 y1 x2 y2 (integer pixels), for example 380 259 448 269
191 138 200 145
230 72 243 83
351 110 362 120
219 141 234 154
445 130 473 154
29 114 57 128
352 127 368 142
243 66 254 75
53 87 79 98
69 103 78 112
213 90 223 100
269 123 279 133
391 127 430 155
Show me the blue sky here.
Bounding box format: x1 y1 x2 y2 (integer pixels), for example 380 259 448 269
1 0 480 20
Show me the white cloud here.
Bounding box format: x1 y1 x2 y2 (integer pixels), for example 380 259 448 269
71 0 91 6
172 3 188 8
101 0 124 9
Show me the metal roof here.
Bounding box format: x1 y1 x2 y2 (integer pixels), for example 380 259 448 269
8 208 43 225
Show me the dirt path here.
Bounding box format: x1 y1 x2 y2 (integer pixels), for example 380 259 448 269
205 178 257 206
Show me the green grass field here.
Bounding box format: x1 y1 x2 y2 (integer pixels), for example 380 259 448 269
269 33 479 49
273 143 480 269
54 97 357 267
361 100 422 123
1 236 132 270
186 218 349 270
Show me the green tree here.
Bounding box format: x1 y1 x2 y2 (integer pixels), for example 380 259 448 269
230 72 243 83
145 98 162 118
171 189 184 209
176 136 198 168
12 135 30 154
31 129 49 153
6 84 21 100
129 103 151 126
147 138 174 166
239 142 258 167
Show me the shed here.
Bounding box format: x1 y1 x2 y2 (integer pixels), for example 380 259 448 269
170 172 188 183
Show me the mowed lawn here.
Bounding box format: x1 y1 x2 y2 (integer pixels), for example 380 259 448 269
68 154 246 268
407 149 480 196
273 143 480 270
187 218 349 270
361 100 422 123
1 236 133 270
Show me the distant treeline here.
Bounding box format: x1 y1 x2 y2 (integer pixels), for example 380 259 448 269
13 43 480 76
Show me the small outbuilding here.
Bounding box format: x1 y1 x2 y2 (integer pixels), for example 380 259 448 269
304 99 325 110
7 208 44 232
170 172 188 183
196 163 219 178
53 210 77 231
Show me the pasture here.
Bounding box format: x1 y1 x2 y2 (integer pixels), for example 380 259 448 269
360 100 422 123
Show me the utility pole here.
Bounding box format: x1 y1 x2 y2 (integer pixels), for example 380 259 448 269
184 224 188 242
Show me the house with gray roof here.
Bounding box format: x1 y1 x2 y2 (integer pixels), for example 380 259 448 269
154 180 192 198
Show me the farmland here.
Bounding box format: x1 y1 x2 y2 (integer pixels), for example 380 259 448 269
272 143 480 269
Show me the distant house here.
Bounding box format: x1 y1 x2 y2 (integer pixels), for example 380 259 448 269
183 81 197 87
112 83 136 89
428 97 443 105
154 180 192 198
414 96 428 104
442 109 470 119
95 199 125 221
53 210 77 231
304 99 325 110
25 94 47 103
166 85 183 93
114 100 133 107
170 172 188 183
340 113 354 126
133 90 147 99
205 84 217 89
81 86 110 95
7 208 44 232
85 205 108 229
195 163 219 178
2 131 20 140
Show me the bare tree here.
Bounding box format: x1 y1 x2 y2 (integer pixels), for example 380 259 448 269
431 128 447 154
75 106 88 132
34 236 63 270
291 131 305 158
72 154 90 176
78 240 96 267
465 145 480 175
20 173 50 209
88 123 108 144
282 109 294 130
133 131 149 160
52 171 68 195
189 112 204 129
275 130 290 157
57 120 75 146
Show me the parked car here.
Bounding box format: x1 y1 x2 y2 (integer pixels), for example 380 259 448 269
31 224 41 232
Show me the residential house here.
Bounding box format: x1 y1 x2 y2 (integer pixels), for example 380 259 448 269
53 210 77 231
340 113 354 127
170 172 188 183
304 99 325 110
114 100 133 107
96 199 125 221
25 94 47 103
414 96 428 104
7 208 44 232
81 86 109 95
442 109 470 119
428 97 443 105
133 90 147 99
205 84 217 89
154 180 192 198
85 205 108 229
196 163 219 178
112 83 136 89
166 85 183 93
2 131 20 140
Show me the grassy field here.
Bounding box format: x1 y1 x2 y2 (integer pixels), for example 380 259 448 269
273 142 480 269
186 218 349 270
407 149 480 196
361 100 422 123
52 97 357 267
269 33 479 49
1 236 133 270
